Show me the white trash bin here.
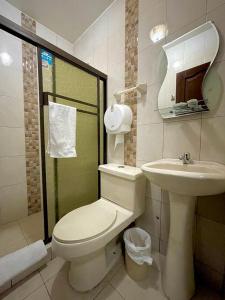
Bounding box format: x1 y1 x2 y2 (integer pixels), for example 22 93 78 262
123 227 153 281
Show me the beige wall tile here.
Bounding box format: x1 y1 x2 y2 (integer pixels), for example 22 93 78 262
0 157 26 188
108 0 125 38
138 44 167 87
138 0 166 51
137 123 163 162
200 116 225 164
195 260 224 291
207 0 225 12
137 83 163 125
0 0 21 25
166 0 206 34
136 159 147 167
0 183 27 224
36 22 57 45
0 127 25 157
56 35 73 55
163 119 201 159
0 95 24 128
207 3 225 62
195 216 225 273
136 197 161 239
107 135 124 164
197 194 225 224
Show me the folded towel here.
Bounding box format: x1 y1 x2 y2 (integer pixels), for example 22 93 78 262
47 101 77 158
0 240 47 287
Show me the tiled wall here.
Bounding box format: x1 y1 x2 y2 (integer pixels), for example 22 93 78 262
73 0 125 164
0 29 27 224
136 0 225 292
21 13 41 215
124 0 138 166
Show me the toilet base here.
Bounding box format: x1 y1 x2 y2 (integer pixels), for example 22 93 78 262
68 243 122 292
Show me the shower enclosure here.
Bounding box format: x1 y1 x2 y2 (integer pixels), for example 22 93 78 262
41 53 106 240
0 15 107 254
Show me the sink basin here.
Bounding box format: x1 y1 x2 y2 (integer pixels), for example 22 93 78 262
142 159 225 196
141 159 225 300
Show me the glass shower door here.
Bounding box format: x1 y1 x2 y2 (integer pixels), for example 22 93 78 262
42 53 105 238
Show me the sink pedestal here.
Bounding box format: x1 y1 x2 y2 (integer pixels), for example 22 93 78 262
142 159 225 299
162 193 196 300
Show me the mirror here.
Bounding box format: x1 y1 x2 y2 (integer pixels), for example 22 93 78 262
158 21 219 119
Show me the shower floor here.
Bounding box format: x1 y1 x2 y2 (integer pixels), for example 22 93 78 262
0 212 44 257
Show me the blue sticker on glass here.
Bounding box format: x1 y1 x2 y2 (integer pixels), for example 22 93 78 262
41 50 53 68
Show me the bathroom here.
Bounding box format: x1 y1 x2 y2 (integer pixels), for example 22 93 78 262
0 0 225 299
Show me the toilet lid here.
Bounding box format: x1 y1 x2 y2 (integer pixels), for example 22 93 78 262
53 200 117 243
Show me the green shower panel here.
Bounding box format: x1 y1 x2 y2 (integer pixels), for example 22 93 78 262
55 58 98 106
55 58 99 219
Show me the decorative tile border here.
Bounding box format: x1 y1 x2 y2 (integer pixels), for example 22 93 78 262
124 0 138 166
21 13 41 215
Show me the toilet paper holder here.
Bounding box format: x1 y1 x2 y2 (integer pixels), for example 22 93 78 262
113 83 147 101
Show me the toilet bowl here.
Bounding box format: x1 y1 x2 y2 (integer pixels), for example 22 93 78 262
52 164 146 292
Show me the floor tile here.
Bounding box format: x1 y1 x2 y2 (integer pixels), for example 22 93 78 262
94 284 124 300
0 236 27 258
105 256 124 282
0 212 44 258
45 268 92 300
39 257 66 282
0 222 26 245
1 272 43 300
1 251 222 300
18 212 44 244
24 286 50 300
110 263 166 300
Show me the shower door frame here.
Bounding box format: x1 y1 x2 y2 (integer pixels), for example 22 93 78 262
0 15 108 244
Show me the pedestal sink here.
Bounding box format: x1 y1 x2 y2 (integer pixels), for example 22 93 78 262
141 159 225 300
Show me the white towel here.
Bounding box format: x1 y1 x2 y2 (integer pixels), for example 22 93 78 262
0 240 47 287
47 101 77 158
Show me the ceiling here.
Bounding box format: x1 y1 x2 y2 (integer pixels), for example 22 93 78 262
7 0 113 42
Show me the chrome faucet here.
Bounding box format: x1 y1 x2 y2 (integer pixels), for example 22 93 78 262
179 152 192 164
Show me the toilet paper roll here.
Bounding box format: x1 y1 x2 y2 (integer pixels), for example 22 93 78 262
114 134 124 150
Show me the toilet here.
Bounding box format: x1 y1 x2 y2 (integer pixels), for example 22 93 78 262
52 163 146 292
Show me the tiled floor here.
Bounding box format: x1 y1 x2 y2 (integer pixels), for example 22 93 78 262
1 253 223 300
0 212 44 257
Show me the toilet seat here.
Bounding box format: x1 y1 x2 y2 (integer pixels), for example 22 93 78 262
53 200 117 244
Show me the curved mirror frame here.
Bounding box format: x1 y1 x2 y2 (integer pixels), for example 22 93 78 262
158 21 219 119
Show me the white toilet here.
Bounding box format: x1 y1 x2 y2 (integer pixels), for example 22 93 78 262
52 163 146 292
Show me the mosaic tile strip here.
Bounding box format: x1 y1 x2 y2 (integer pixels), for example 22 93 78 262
124 0 138 166
21 13 41 215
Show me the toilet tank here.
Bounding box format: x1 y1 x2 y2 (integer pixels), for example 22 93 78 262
98 164 146 218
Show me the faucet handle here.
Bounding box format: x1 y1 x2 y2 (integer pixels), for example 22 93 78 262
184 152 191 160
179 152 192 164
